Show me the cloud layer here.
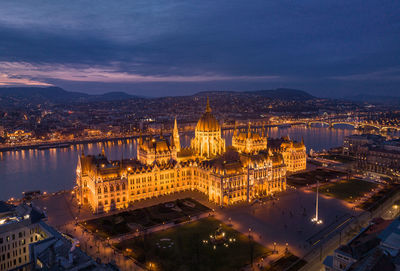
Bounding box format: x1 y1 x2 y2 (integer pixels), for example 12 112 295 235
0 0 399 97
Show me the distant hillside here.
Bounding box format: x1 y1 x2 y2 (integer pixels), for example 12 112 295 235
0 87 140 107
195 88 315 101
0 86 316 108
345 94 400 105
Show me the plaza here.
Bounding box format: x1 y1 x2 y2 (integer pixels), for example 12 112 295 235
31 185 361 270
116 217 271 271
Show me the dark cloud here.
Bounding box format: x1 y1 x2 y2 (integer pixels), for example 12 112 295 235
0 0 399 97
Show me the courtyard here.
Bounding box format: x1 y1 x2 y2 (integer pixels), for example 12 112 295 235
84 197 210 238
32 188 363 270
115 217 271 271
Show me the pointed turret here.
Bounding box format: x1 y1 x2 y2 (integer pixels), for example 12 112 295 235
139 131 143 145
261 122 265 137
174 117 178 131
301 136 304 145
206 96 211 113
173 117 181 152
233 121 238 136
247 122 251 138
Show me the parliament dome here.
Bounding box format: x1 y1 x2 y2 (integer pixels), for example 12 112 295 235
196 97 221 132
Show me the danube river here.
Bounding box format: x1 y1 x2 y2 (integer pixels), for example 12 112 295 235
0 125 355 200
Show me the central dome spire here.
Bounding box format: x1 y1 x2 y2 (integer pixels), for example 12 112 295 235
196 96 220 132
206 96 211 113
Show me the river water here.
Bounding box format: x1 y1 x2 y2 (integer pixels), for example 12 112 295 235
0 125 356 200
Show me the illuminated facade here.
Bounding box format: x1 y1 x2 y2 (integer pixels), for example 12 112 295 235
233 125 306 174
280 138 307 173
190 97 225 159
232 122 268 154
7 130 32 142
76 98 293 213
0 202 47 271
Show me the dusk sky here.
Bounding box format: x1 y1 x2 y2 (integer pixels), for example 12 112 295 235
0 1 399 97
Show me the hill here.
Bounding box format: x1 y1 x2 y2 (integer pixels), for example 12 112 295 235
0 87 140 108
195 88 315 101
0 86 316 108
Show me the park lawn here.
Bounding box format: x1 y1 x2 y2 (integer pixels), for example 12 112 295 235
116 217 271 271
315 179 378 202
84 198 210 238
287 168 346 187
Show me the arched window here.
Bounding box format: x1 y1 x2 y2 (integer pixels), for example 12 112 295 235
104 186 108 193
116 184 120 191
110 185 114 192
98 187 102 194
122 183 126 190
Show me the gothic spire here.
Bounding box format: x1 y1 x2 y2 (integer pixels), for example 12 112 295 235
206 96 211 113
139 130 143 145
261 122 265 137
233 121 238 136
174 117 178 132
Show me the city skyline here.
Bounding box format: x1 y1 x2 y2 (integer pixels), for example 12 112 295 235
0 1 399 97
1 2 400 271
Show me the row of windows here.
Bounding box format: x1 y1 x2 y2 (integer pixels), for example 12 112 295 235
0 246 26 261
97 183 126 194
0 255 26 270
0 230 25 244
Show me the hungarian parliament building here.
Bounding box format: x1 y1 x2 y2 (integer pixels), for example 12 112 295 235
76 98 306 213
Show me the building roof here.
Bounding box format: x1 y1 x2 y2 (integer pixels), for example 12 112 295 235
0 201 14 214
196 97 220 132
32 222 114 270
378 217 400 256
336 218 390 260
200 149 243 175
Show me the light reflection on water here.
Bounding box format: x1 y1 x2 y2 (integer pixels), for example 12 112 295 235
0 125 361 199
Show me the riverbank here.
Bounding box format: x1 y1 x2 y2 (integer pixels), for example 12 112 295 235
0 134 143 152
0 123 305 153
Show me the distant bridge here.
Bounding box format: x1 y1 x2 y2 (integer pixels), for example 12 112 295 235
300 120 400 132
